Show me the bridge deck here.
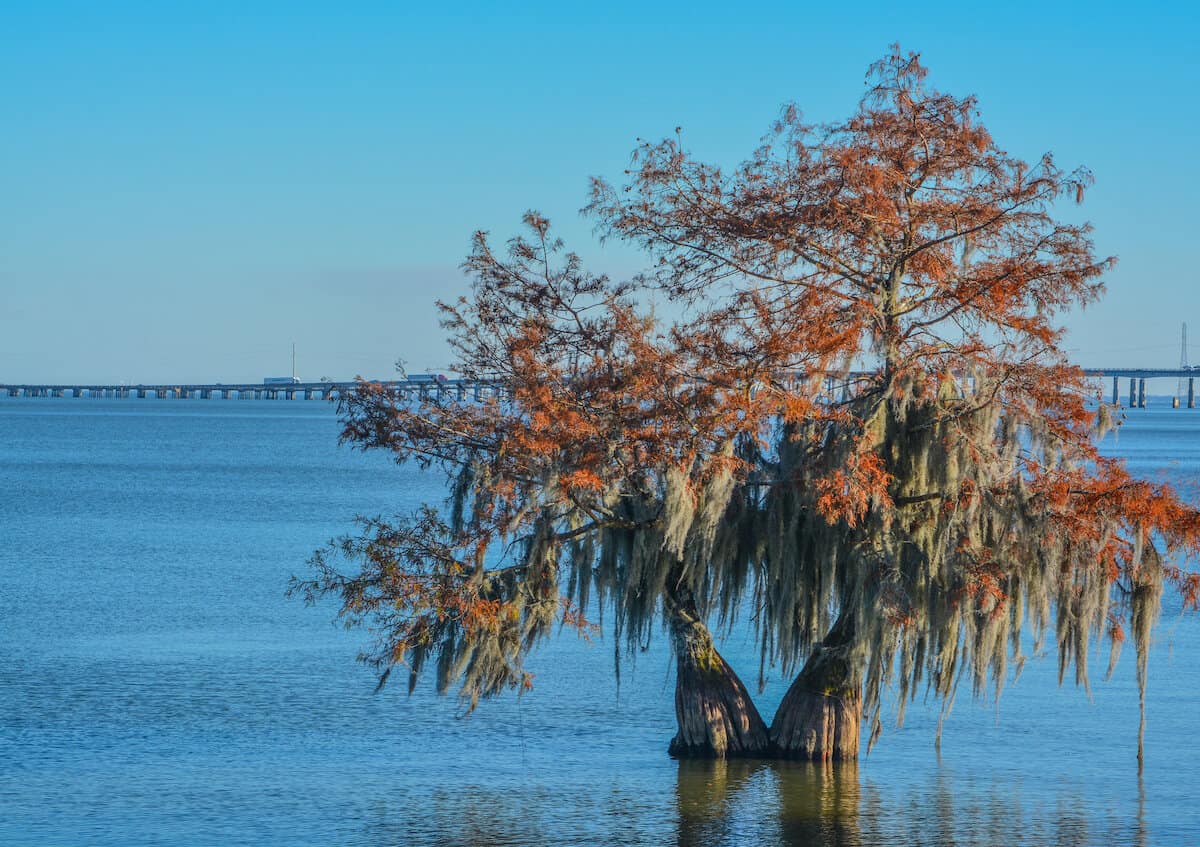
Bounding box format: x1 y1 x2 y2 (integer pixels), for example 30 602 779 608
0 379 494 399
2 370 1197 402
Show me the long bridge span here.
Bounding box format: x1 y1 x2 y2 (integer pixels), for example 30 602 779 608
1083 368 1200 408
0 369 1196 408
0 379 495 402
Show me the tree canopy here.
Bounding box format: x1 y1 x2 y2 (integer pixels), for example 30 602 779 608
293 47 1200 764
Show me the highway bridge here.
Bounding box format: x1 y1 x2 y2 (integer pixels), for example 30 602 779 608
1 369 1197 408
0 379 501 402
1081 369 1200 408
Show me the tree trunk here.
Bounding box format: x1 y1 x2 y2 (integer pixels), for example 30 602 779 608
664 577 770 759
770 607 862 761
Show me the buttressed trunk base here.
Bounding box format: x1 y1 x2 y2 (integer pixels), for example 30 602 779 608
667 605 770 759
770 614 862 761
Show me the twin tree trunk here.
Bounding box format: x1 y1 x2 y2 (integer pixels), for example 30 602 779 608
664 572 770 758
769 607 862 761
664 570 863 760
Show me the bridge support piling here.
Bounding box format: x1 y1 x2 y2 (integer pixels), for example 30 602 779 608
1190 379 1195 409
1112 376 1119 406
1138 379 1147 408
1129 379 1137 408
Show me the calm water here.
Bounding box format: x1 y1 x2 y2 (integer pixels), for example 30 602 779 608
2 398 1198 846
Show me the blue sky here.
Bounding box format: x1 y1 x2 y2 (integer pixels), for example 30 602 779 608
2 1 1198 382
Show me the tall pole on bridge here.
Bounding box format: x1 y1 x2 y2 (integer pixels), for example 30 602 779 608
1182 323 1196 409
1179 323 1190 405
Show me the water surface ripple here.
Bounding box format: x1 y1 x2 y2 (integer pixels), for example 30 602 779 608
1 400 1197 845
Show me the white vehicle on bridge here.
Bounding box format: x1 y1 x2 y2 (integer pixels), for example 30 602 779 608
263 376 301 385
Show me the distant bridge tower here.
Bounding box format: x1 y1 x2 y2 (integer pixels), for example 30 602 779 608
1180 322 1192 408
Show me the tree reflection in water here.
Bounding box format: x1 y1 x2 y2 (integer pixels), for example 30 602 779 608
672 757 1148 847
674 759 860 847
350 754 1152 846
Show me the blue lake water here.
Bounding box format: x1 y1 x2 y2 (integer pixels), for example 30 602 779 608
1 398 1198 846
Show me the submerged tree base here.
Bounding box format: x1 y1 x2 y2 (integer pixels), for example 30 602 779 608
769 686 861 761
668 597 770 759
769 613 862 761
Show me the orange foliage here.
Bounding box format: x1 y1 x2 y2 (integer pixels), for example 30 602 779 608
302 48 1200 730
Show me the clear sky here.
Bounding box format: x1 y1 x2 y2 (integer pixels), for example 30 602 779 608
2 0 1197 383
